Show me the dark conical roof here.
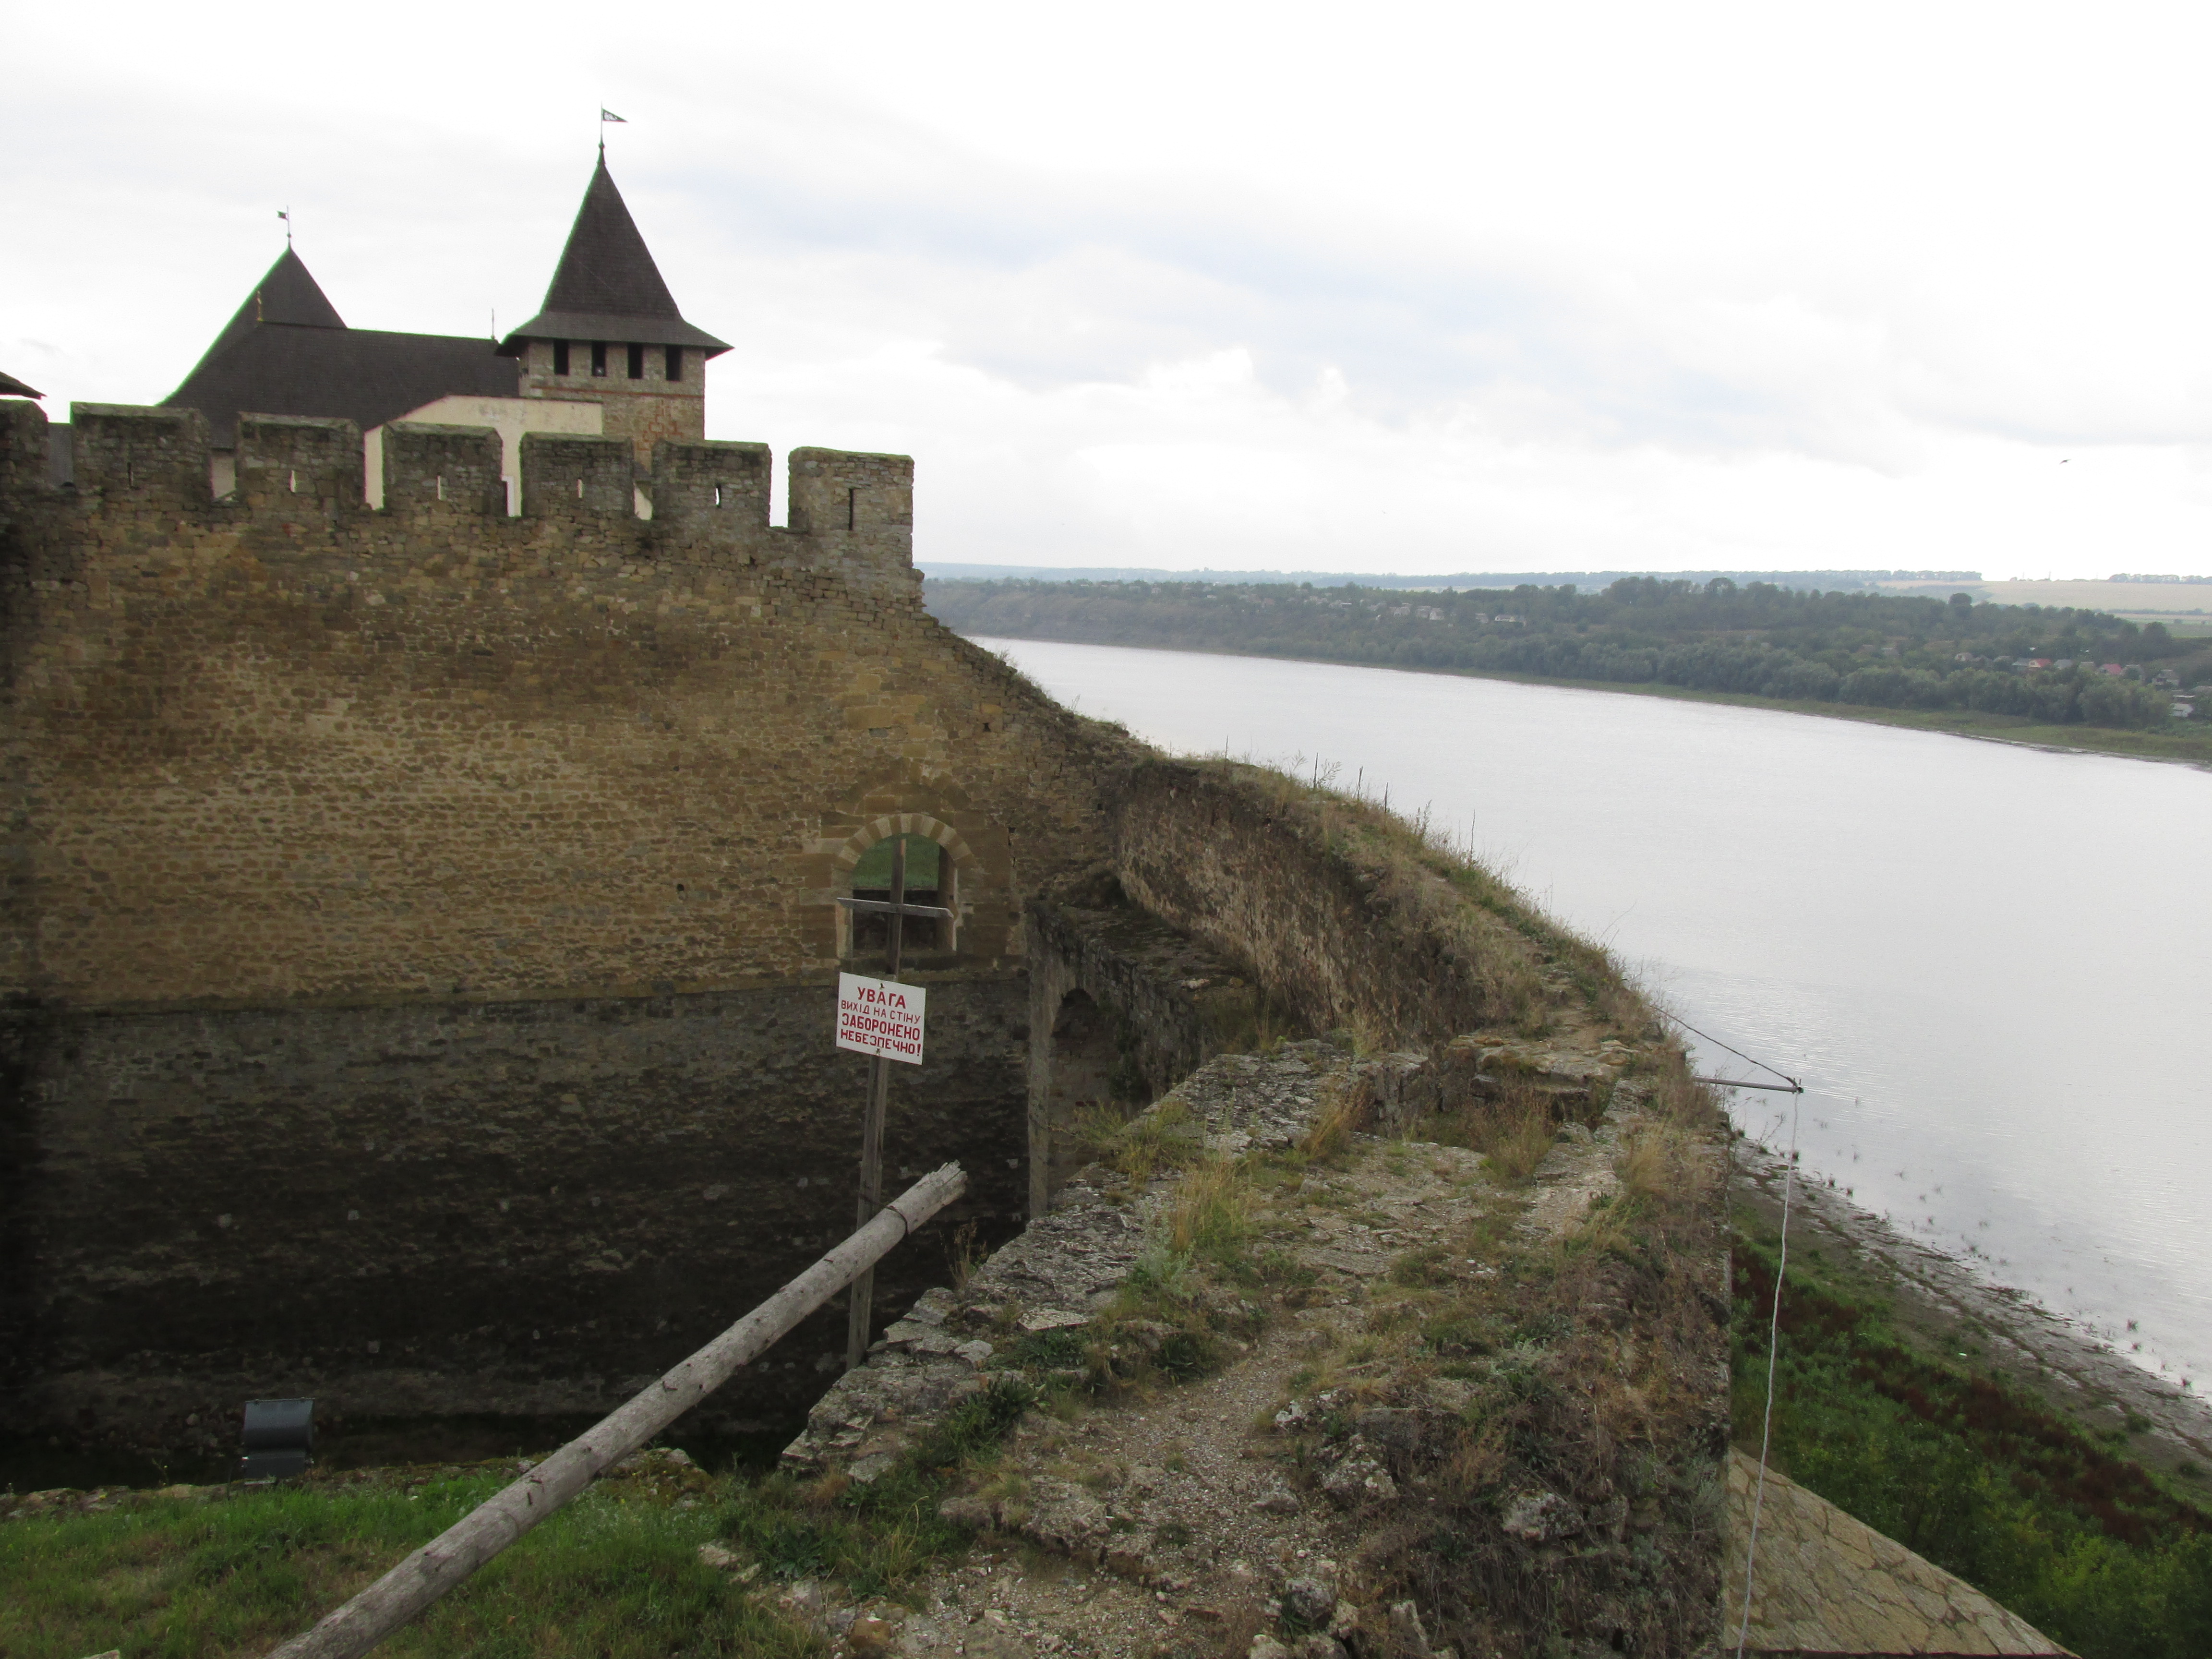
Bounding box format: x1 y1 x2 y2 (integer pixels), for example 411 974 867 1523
183 248 348 385
164 246 517 446
545 157 683 319
0 369 43 398
497 158 729 358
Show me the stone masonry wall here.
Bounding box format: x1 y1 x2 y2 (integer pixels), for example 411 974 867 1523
0 400 1116 1009
1023 896 1262 1216
516 339 708 467
0 397 1132 1447
0 973 1029 1448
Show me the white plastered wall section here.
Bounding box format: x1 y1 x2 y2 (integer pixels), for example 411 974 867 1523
364 395 605 514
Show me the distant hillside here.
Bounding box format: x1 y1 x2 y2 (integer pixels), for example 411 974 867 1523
925 576 2210 733
919 562 1980 594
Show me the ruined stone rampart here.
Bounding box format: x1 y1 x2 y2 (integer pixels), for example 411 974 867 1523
1023 897 1261 1214
1111 758 1521 1044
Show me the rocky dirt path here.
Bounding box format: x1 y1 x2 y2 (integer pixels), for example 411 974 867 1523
792 1074 1642 1659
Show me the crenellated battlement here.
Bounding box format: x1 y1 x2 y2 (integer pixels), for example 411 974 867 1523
238 415 363 519
72 403 211 505
520 432 634 519
0 402 918 587
650 439 771 529
382 421 506 516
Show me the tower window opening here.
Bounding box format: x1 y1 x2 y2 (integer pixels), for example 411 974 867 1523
591 341 608 377
288 469 298 493
847 834 954 957
847 487 857 530
553 340 571 376
575 477 584 498
435 474 445 501
626 342 645 379
713 483 723 506
664 346 683 382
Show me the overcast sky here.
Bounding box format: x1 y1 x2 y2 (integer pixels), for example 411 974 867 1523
10 0 2211 578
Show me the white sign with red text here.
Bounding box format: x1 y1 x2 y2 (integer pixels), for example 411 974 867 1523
835 974 927 1064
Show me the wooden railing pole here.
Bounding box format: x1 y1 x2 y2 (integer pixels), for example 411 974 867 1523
262 1161 969 1659
846 834 909 1370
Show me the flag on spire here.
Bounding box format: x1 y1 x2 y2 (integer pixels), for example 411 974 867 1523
600 108 627 123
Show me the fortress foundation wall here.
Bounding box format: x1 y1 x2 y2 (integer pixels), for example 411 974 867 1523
0 973 1028 1448
1022 896 1260 1215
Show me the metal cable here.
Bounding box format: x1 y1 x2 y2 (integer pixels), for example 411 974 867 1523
1735 1093 1798 1657
1667 1013 1802 1092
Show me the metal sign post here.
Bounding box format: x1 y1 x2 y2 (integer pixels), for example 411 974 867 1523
832 836 952 1370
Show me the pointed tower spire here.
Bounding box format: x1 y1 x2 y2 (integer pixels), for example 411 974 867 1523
499 156 728 466
164 243 517 451
497 158 728 358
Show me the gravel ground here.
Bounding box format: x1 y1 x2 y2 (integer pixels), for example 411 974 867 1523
784 1091 1641 1659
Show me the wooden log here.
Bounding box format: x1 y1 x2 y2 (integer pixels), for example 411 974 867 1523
262 1161 969 1659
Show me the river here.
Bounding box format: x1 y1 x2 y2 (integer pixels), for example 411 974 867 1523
976 636 2212 1388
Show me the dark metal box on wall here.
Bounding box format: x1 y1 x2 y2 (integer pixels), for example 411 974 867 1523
240 1397 315 1480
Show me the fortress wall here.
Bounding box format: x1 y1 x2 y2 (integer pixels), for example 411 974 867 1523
520 431 634 517
516 339 706 468
0 399 1127 1446
1 404 1101 1010
652 439 771 529
237 414 362 515
381 421 505 515
593 377 706 467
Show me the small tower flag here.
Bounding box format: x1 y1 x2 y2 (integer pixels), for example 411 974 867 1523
599 108 626 157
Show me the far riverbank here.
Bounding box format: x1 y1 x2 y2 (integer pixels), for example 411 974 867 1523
956 628 2212 770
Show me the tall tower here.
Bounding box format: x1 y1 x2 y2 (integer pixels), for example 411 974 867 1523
497 159 730 466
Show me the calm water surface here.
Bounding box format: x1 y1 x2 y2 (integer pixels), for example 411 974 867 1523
979 637 2212 1385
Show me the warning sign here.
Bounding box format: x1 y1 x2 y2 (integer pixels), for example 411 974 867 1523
835 973 927 1065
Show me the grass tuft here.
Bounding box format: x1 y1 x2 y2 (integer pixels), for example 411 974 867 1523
1298 1078 1370 1160
1422 1082 1557 1182
1166 1155 1255 1260
719 1379 1033 1603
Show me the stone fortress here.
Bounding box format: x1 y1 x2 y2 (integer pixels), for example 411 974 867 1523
110 153 733 508
0 155 1314 1449
0 157 2077 1659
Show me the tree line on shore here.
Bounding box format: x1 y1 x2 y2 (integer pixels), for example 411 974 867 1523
924 576 2209 731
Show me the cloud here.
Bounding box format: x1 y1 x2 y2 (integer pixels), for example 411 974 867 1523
10 0 2212 576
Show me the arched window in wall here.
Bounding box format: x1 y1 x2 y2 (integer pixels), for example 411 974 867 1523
846 831 957 959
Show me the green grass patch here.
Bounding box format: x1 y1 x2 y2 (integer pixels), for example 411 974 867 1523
0 1464 818 1659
